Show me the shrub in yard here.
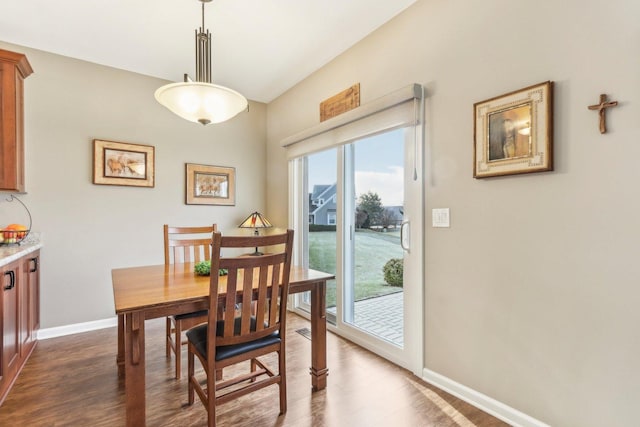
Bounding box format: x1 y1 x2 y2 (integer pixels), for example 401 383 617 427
383 258 403 287
309 224 337 232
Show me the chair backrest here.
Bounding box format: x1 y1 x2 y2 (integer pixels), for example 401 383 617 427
164 224 217 265
207 230 294 351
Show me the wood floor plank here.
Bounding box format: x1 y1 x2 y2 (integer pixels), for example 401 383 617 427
0 313 509 427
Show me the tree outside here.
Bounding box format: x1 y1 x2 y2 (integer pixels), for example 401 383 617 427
380 209 396 229
357 191 383 228
355 207 368 229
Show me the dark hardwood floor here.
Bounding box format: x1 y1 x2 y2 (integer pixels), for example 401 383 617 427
0 313 509 426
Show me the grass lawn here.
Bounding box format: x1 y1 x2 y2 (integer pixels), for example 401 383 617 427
309 229 403 308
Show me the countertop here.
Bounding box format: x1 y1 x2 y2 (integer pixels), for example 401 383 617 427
0 235 43 267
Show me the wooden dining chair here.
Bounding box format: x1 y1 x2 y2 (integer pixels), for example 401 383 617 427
164 224 217 379
186 229 294 427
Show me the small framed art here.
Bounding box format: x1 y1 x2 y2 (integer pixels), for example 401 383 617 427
473 81 553 178
185 163 236 206
93 139 155 187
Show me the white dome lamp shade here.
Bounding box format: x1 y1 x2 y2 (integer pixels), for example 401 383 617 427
154 0 247 126
155 81 247 125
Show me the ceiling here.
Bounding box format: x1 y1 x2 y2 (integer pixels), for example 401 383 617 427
0 0 416 103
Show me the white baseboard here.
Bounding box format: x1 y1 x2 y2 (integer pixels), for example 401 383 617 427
37 317 118 340
422 368 551 427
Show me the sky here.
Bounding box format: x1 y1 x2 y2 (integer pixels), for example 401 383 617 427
307 128 404 206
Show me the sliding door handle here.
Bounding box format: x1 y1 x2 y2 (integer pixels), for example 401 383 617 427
400 221 410 253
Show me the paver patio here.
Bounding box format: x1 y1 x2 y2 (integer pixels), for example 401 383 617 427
327 290 403 346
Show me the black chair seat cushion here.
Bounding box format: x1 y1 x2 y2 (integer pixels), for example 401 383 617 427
173 310 208 321
186 317 280 361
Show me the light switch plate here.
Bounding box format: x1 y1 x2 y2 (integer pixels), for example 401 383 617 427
432 208 450 227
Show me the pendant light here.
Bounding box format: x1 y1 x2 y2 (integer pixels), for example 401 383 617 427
154 0 248 125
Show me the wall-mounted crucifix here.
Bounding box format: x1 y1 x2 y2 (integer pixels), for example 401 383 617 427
588 94 618 134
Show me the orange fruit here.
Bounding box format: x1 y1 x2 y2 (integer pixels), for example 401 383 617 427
6 224 27 231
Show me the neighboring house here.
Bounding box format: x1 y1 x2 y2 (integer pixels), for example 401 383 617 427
309 184 403 228
309 184 337 225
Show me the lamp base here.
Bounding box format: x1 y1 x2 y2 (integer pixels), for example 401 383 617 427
249 247 263 256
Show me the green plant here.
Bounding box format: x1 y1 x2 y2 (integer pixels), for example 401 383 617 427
357 191 383 227
309 224 337 232
382 258 403 287
194 260 227 276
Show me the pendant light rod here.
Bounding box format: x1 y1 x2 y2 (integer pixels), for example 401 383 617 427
202 1 206 29
195 0 212 83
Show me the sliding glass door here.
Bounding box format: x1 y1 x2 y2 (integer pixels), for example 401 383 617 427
342 131 405 346
292 126 423 372
306 149 338 324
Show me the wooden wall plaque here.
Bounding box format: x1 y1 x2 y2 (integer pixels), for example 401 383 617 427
320 83 360 122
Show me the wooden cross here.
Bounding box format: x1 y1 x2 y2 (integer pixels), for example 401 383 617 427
588 94 618 134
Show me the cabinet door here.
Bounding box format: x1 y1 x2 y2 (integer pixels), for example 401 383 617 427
0 260 21 397
21 252 39 353
0 49 33 192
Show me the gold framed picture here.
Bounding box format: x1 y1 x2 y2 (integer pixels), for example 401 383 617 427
185 163 236 206
473 81 553 178
93 139 155 187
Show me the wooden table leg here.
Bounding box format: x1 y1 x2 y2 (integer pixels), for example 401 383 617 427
124 311 146 426
117 314 124 377
309 280 328 391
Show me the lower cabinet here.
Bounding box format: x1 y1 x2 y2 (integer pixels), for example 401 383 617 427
0 249 40 405
0 259 21 402
20 253 39 356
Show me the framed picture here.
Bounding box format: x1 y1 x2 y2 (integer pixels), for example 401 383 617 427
473 81 553 178
186 163 236 206
93 139 155 187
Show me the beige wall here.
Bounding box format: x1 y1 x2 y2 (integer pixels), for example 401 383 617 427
266 0 640 426
0 41 267 329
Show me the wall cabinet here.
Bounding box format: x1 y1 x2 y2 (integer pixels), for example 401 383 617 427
0 49 33 193
0 250 40 405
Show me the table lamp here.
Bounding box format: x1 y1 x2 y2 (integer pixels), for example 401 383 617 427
238 211 272 255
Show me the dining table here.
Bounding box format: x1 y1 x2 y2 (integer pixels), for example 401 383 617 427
112 262 334 427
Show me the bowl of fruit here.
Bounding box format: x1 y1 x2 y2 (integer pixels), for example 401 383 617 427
0 224 29 245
